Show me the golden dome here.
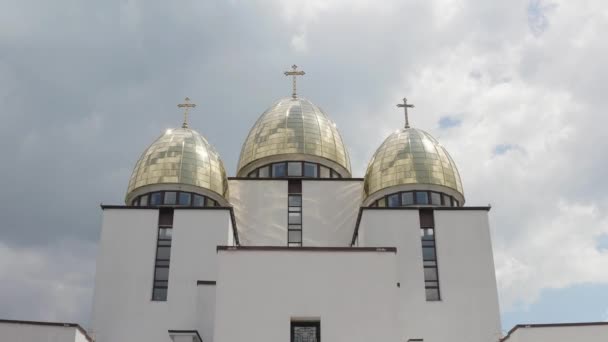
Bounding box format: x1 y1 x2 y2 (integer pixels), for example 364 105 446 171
237 97 351 176
363 127 464 204
125 127 228 205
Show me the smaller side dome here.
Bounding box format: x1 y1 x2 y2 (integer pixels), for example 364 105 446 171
125 127 229 206
363 127 464 206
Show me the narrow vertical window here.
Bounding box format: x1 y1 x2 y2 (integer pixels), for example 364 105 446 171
420 209 440 301
288 180 303 246
291 321 320 342
152 208 173 301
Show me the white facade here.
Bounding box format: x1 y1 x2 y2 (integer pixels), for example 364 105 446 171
0 320 92 342
90 178 504 342
501 323 608 342
91 207 234 342
214 248 399 342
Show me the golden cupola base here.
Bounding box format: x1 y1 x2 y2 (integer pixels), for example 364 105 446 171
363 127 464 206
125 127 229 206
237 96 351 177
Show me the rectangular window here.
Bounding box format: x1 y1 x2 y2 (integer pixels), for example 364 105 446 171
248 170 258 178
152 209 173 301
288 162 303 176
139 194 148 206
258 165 270 178
319 166 330 178
419 209 440 301
164 191 177 205
388 194 400 207
415 191 429 205
430 192 442 205
442 194 451 206
193 194 205 207
178 192 191 206
150 192 162 206
402 192 414 205
304 162 318 177
273 163 287 177
288 180 303 246
291 321 320 342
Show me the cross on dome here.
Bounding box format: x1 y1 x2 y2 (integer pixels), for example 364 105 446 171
397 97 415 128
284 65 305 98
177 97 196 128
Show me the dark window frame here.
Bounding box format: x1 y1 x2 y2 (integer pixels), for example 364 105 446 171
291 320 321 342
287 180 303 246
419 209 441 301
152 209 174 301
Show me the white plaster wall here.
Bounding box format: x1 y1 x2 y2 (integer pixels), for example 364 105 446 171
302 180 362 246
92 208 231 342
504 325 608 342
214 250 400 342
196 285 216 342
358 208 501 342
0 322 81 342
228 180 287 245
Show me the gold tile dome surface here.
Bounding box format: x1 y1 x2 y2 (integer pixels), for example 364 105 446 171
237 97 351 176
126 127 228 203
363 127 464 200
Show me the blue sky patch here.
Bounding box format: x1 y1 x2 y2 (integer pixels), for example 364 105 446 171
438 116 462 129
502 284 608 332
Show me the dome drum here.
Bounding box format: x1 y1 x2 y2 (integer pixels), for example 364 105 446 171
362 183 464 207
125 183 229 207
237 153 350 179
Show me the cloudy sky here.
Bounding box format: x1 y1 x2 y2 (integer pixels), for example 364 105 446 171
1 0 608 333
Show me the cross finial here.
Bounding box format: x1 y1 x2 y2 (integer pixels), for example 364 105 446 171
284 64 305 98
177 97 196 128
396 97 415 128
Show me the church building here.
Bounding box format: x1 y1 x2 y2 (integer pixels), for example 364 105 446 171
90 65 502 342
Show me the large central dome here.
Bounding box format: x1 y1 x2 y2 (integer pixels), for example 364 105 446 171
237 96 351 177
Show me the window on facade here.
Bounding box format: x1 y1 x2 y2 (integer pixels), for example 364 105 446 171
272 163 287 177
152 209 173 301
258 165 270 178
402 192 414 205
248 170 258 178
304 163 318 177
415 191 429 205
442 194 451 206
139 194 148 206
193 194 205 207
430 192 442 205
288 162 303 176
288 180 303 246
388 194 400 207
150 192 162 206
319 166 330 178
419 210 440 301
178 192 191 206
291 321 320 342
164 192 177 205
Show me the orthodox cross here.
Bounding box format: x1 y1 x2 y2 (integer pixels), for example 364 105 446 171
177 97 196 128
284 65 305 98
397 97 415 128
